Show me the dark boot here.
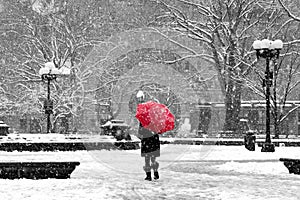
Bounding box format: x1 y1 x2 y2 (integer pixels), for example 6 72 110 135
143 166 152 181
151 162 159 180
153 171 159 180
145 172 152 181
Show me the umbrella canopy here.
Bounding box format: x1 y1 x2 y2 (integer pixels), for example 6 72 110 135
135 101 175 134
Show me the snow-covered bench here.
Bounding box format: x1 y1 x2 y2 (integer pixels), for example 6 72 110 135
279 158 300 175
0 161 80 179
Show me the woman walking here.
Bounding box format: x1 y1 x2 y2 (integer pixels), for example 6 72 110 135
136 91 160 181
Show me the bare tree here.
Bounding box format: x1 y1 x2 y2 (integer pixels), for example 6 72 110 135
229 0 300 138
154 0 283 133
0 0 108 131
278 0 300 22
0 0 175 132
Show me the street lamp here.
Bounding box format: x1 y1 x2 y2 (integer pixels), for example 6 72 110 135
252 39 283 152
39 62 61 133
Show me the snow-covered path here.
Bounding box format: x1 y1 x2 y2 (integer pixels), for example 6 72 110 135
1 145 300 200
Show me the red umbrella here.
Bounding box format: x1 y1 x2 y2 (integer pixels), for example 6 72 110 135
135 101 175 134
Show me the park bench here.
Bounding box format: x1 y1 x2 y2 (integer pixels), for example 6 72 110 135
279 158 300 175
0 161 80 179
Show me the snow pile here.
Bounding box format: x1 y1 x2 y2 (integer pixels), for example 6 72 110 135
215 161 288 175
178 144 300 161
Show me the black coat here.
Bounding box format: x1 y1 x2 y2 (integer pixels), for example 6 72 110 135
138 123 160 157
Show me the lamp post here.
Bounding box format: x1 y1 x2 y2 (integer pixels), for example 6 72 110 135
39 62 61 133
252 39 283 152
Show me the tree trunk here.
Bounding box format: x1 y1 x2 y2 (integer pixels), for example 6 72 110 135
222 42 242 133
274 122 280 139
223 78 242 133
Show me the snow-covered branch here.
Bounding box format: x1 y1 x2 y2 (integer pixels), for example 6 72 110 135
278 0 300 22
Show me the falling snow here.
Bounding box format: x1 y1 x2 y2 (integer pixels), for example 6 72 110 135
1 1 300 200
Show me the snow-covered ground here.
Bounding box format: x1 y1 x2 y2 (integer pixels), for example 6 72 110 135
1 144 300 200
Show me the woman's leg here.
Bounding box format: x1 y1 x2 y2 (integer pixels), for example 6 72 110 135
151 156 159 179
145 155 151 170
150 156 156 169
143 155 152 181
